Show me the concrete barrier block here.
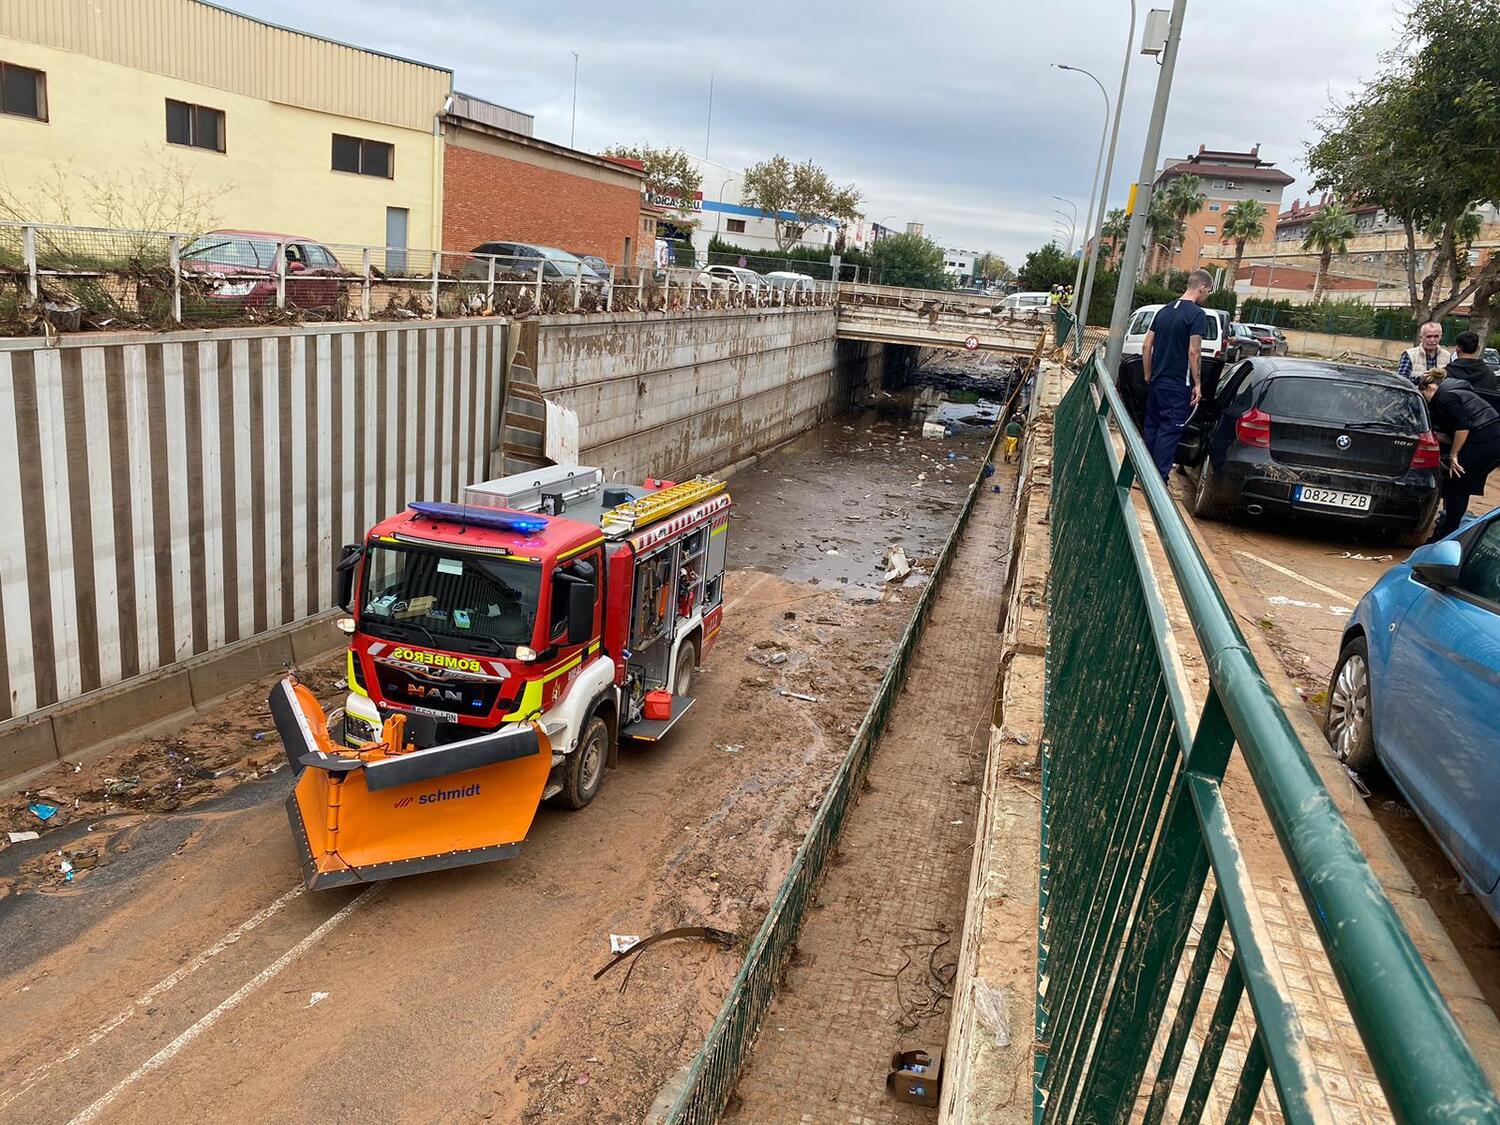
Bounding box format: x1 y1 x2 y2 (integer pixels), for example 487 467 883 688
51 674 195 758
187 632 297 706
0 714 60 779
288 615 345 665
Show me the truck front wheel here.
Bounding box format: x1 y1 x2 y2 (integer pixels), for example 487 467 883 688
558 715 608 810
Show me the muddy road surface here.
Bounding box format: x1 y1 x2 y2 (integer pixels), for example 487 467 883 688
1173 471 1500 1014
0 376 1003 1124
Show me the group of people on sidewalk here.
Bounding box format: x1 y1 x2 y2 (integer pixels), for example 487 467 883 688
1138 272 1500 540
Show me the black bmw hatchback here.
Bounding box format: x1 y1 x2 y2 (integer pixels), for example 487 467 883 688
1175 358 1441 543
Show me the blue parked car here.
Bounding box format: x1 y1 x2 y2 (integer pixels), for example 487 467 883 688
1327 506 1500 926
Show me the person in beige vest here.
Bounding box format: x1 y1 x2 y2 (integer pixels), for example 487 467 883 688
1397 321 1451 382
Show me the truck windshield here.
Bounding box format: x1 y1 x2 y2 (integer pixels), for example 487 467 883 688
359 543 541 653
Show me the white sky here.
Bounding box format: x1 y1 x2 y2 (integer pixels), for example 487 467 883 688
223 0 1403 265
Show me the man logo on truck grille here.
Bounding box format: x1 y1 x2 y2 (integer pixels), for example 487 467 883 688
393 783 482 809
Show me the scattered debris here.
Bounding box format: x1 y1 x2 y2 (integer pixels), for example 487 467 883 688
609 934 641 955
28 802 60 822
594 926 737 982
8 831 39 844
973 980 1012 1047
922 422 946 440
58 857 74 882
1339 551 1392 562
883 545 912 583
307 991 330 1008
778 689 819 703
719 744 743 754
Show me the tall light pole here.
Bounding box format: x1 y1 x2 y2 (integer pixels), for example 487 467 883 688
1052 207 1077 255
704 71 715 160
1075 2 1137 356
569 51 579 147
1105 0 1188 374
1052 62 1109 336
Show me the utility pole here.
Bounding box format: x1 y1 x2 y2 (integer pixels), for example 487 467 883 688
569 52 579 148
1104 0 1188 375
1075 0 1136 356
704 71 715 160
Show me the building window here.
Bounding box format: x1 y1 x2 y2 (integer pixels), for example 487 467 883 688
332 134 394 178
725 218 746 234
1212 179 1225 189
1 61 48 121
165 98 224 151
1203 226 1217 235
1225 180 1237 189
1208 202 1220 212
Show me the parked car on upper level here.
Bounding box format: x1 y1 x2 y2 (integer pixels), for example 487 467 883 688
1176 357 1441 542
570 253 610 277
1226 321 1263 362
1483 347 1500 374
460 242 606 283
763 271 818 295
999 291 1051 316
179 230 349 311
1246 323 1290 356
700 264 768 294
1327 505 1500 926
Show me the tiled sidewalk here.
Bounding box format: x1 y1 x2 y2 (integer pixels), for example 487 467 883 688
725 469 1015 1124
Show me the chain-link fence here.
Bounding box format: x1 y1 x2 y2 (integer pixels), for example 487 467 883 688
0 222 838 335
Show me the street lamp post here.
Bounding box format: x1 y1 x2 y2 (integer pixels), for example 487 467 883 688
1074 2 1137 357
1053 209 1077 256
1052 61 1111 350
569 51 579 147
1105 0 1189 374
1052 197 1078 255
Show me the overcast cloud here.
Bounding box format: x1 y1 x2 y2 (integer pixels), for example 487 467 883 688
225 0 1402 265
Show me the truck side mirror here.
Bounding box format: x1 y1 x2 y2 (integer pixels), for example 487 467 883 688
566 580 596 646
336 543 363 611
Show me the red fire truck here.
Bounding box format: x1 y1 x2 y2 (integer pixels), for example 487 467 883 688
275 465 730 888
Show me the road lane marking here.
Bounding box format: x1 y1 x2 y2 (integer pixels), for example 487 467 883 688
66 884 380 1125
0 885 306 1111
1233 551 1357 604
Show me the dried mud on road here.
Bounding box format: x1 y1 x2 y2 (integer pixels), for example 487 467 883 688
0 390 1003 1124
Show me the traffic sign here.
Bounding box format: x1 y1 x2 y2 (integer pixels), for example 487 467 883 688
964 335 979 351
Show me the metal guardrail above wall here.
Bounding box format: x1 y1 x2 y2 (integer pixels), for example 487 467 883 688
0 221 836 334
1038 353 1498 1122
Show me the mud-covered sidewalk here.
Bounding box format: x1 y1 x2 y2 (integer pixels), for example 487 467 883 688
725 457 1018 1124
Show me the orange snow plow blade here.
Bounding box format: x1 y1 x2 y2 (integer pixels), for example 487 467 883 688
271 677 551 890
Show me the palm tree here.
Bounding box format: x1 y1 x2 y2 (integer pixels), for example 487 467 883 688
1164 174 1206 269
1145 193 1181 275
1303 202 1358 303
1221 199 1267 291
1100 208 1129 268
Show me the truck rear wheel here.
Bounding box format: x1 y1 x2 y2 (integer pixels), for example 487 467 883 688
558 716 608 810
673 640 698 698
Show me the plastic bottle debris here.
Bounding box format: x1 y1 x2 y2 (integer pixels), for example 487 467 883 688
883 546 912 583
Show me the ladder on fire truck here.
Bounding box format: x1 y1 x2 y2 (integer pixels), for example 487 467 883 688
601 477 725 538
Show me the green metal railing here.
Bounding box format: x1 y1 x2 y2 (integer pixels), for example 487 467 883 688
663 391 1017 1123
1037 352 1498 1122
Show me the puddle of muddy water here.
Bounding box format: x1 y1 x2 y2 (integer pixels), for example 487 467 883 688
727 386 997 589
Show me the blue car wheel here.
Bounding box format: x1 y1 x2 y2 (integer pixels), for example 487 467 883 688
1326 636 1376 771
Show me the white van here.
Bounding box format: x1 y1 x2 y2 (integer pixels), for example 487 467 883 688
1121 303 1228 361
1000 291 1052 315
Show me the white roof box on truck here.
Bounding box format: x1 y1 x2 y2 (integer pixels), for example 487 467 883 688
463 465 603 515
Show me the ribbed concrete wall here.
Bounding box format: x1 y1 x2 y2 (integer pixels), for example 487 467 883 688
534 307 890 483
0 318 506 777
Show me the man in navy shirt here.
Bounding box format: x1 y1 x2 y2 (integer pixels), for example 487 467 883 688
1141 269 1213 481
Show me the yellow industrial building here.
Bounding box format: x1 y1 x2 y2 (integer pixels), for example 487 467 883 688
0 0 453 250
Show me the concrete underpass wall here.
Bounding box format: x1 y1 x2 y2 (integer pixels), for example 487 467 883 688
0 318 507 779
534 308 908 481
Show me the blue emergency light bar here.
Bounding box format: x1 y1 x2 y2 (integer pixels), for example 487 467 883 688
407 501 549 535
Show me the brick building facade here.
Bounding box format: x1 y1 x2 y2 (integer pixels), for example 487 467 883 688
442 110 645 266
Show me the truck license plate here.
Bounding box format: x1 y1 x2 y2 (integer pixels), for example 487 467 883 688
1295 485 1371 512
